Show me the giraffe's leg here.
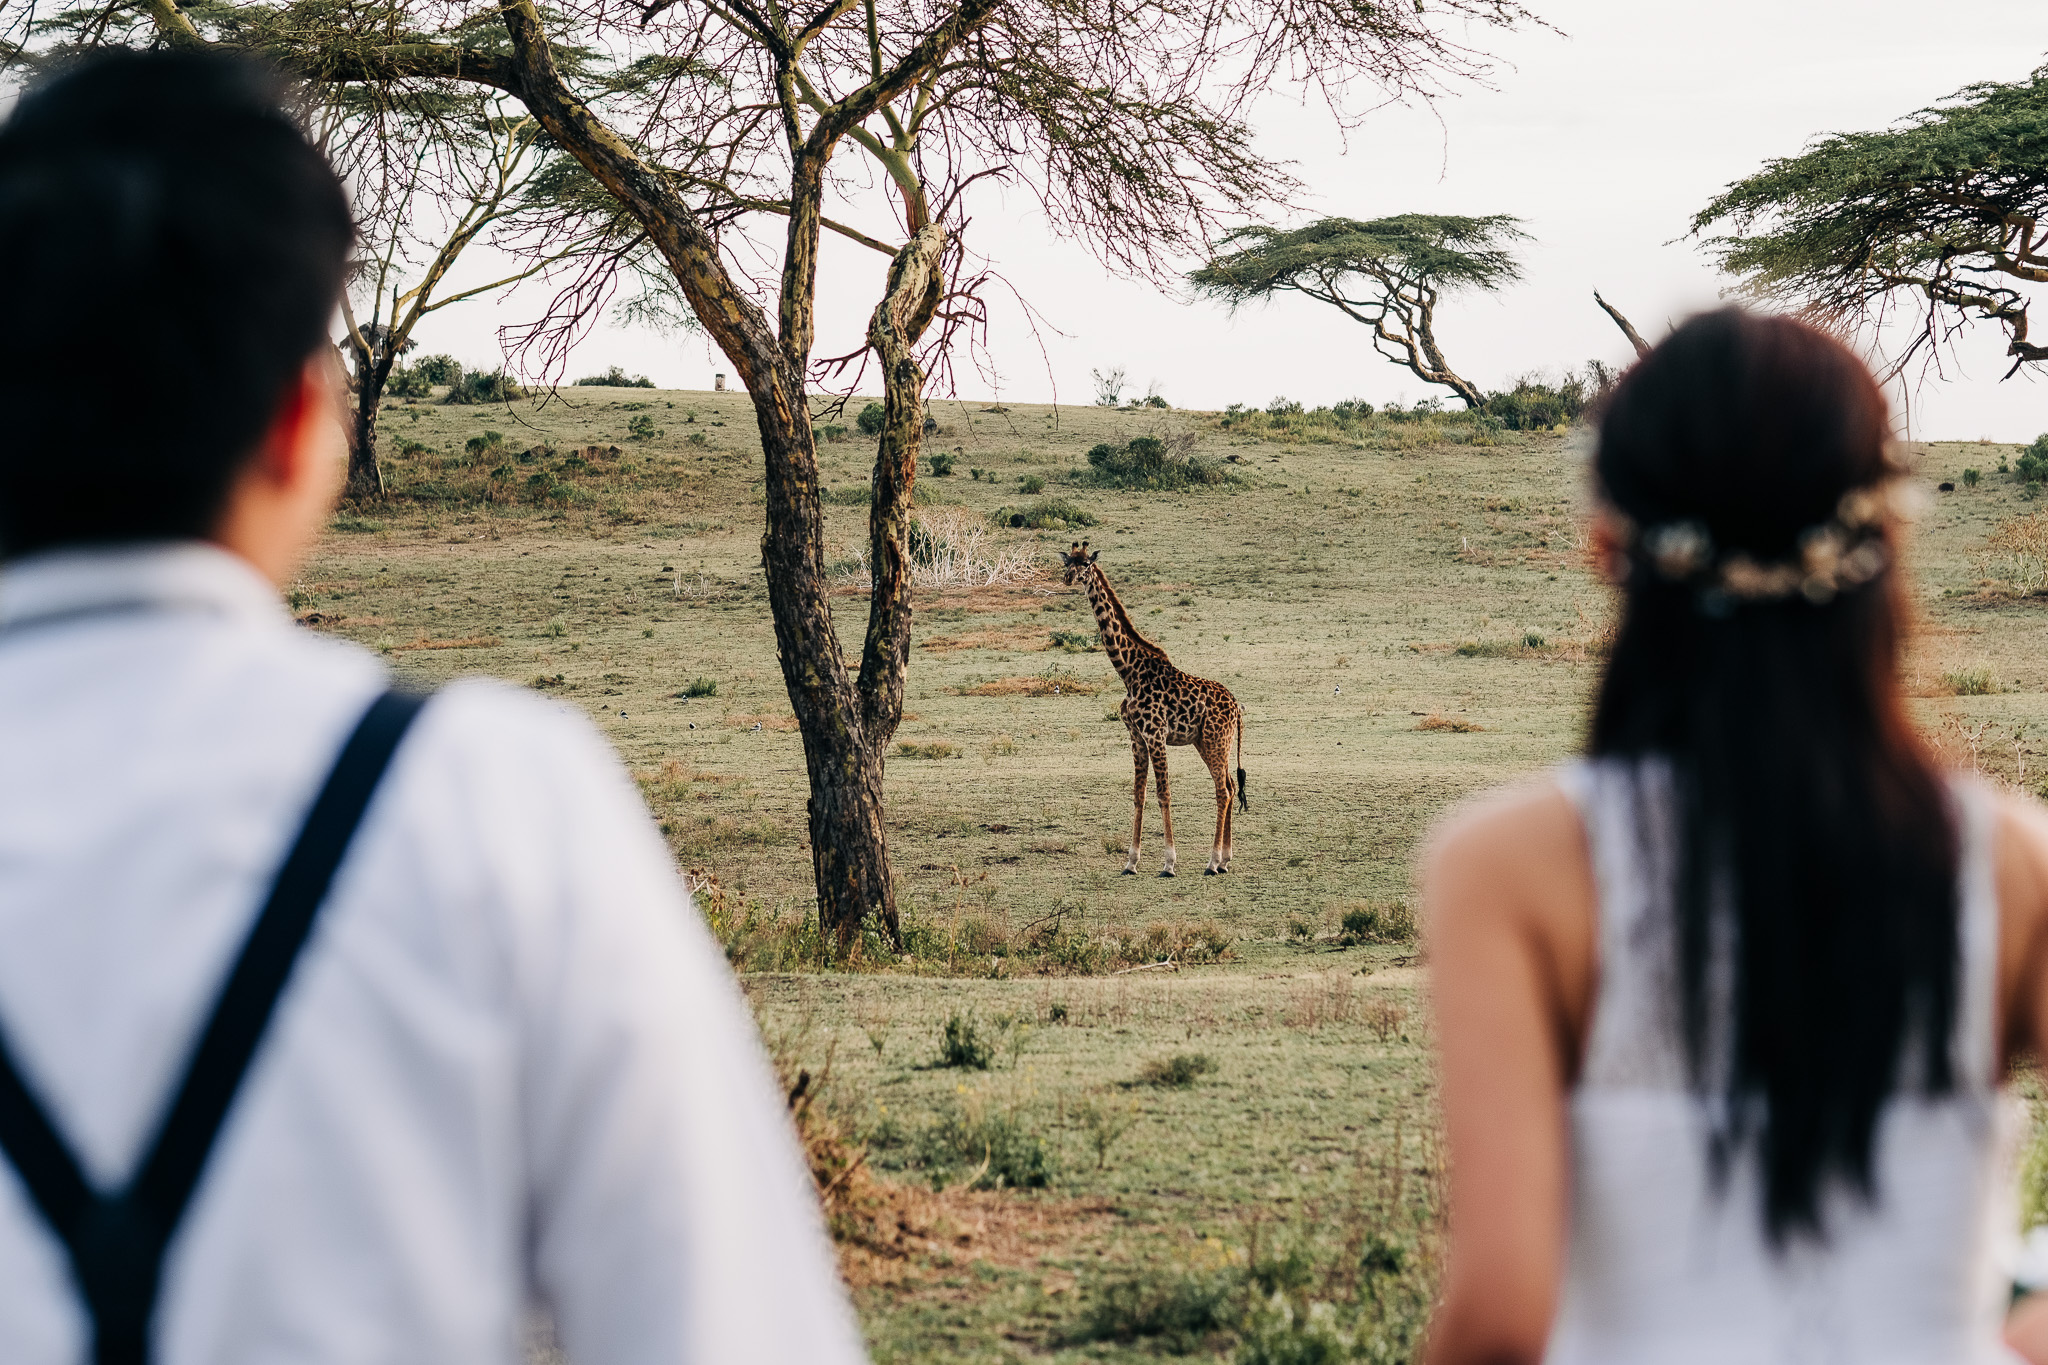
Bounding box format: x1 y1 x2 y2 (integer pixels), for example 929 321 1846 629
1124 738 1147 875
1220 714 1238 870
1152 746 1176 876
1200 733 1231 874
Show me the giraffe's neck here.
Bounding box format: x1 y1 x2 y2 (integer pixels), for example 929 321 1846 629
1082 566 1165 682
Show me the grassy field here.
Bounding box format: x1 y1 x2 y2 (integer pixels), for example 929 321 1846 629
316 384 2048 1361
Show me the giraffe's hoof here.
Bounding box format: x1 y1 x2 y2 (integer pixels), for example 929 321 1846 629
1120 868 1137 877
1158 869 1175 878
1203 867 1217 876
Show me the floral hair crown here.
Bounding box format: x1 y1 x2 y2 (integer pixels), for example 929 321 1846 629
1616 481 1911 615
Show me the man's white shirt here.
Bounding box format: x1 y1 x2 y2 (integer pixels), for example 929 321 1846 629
0 542 865 1364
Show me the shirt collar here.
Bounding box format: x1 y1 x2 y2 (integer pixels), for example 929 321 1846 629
0 541 290 631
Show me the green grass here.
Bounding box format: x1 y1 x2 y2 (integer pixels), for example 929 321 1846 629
311 393 2048 1362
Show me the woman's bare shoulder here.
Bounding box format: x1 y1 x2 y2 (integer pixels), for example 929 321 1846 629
1424 774 1593 933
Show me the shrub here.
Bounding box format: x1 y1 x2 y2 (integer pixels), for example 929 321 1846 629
908 1104 1053 1190
1942 668 1996 696
856 401 887 435
1081 434 1229 491
1266 396 1303 416
1139 1053 1217 1087
937 1012 994 1069
928 451 956 476
1019 474 1046 494
413 353 461 385
993 498 1098 530
1480 372 1596 430
385 364 432 398
627 414 659 440
573 365 655 387
463 431 503 458
1964 467 1981 487
1146 393 1170 408
683 677 718 697
443 368 524 405
1048 628 1098 652
817 423 847 442
896 740 959 759
1336 901 1415 945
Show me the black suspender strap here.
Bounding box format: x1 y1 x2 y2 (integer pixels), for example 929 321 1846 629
0 686 430 1365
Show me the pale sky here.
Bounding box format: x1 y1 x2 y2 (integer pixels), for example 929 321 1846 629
407 0 2048 442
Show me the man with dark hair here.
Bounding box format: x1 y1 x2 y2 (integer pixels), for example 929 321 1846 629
0 52 864 1365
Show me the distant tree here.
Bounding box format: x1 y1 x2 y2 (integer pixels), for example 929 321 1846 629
1693 66 2048 378
1191 215 1526 408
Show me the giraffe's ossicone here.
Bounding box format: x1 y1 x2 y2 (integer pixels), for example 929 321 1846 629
1060 541 1247 877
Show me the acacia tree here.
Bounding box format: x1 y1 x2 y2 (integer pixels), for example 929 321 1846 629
1694 65 2048 378
1190 214 1526 408
16 0 1538 943
330 96 600 499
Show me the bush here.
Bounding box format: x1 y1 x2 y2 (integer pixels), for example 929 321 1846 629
1943 668 1996 696
683 677 718 697
1146 393 1169 408
937 1012 994 1069
1074 1269 1239 1350
1139 1053 1218 1087
1964 467 1981 487
627 414 660 440
1266 396 1304 416
909 1104 1053 1190
443 368 525 405
856 401 887 435
1336 901 1416 945
385 364 432 398
2019 443 2048 485
573 365 655 387
413 353 462 385
1479 371 1598 430
1019 474 1046 494
463 431 504 458
993 497 1098 530
929 451 956 476
1048 628 1098 652
817 423 848 442
1081 434 1230 491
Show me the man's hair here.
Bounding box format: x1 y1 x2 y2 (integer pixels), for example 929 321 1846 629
0 50 354 558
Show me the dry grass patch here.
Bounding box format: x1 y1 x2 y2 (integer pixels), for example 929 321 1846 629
388 634 501 651
1415 713 1482 733
921 624 1053 654
957 675 1104 697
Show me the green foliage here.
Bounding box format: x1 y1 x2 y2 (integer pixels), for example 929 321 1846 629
1048 628 1099 652
856 401 887 435
928 451 956 476
627 414 660 440
883 1101 1053 1191
817 423 848 442
573 365 655 387
443 368 525 405
1019 474 1047 494
1336 901 1416 946
1964 468 1982 487
992 498 1098 530
1694 65 2048 372
463 431 504 458
385 365 433 398
937 1012 994 1069
413 354 462 385
683 677 719 697
1081 434 1230 491
1480 371 1600 430
1139 1053 1218 1087
1943 668 1996 696
1192 215 1526 303
2019 444 2048 484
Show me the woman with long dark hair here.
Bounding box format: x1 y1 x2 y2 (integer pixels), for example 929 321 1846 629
1424 308 2048 1364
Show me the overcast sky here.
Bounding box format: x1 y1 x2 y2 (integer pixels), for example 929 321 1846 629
408 0 2048 441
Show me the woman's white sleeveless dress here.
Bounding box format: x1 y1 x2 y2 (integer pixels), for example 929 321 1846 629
1548 759 2023 1365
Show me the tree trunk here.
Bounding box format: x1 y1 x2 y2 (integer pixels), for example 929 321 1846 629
346 345 393 502
749 356 899 947
857 224 946 756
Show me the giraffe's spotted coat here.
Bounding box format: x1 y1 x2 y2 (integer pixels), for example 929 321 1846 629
1060 543 1245 877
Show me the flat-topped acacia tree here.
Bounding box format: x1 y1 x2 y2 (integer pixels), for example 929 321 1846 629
11 0 1538 944
1190 214 1526 409
1694 65 2048 379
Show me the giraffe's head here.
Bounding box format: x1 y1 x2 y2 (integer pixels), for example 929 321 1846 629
1059 541 1100 586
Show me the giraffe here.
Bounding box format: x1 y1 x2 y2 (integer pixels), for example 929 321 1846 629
1060 542 1247 876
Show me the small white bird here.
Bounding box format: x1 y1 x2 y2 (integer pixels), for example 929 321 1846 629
688 722 696 730
1334 685 1341 695
750 722 762 733
619 711 628 718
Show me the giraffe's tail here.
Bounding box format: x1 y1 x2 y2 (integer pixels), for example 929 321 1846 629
1235 708 1248 812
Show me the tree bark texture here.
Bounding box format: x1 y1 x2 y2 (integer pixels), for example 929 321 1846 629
856 223 945 755
345 346 394 501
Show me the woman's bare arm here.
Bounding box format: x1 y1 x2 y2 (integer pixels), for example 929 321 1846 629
1993 795 2048 1364
1422 780 1598 1365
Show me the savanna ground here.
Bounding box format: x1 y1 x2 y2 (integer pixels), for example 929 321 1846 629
317 383 2048 1362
